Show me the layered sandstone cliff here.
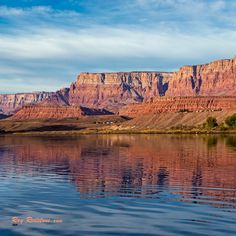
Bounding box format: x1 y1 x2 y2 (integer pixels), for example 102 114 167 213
119 96 236 118
0 92 54 115
69 72 172 112
166 56 236 96
11 104 112 120
0 88 70 115
69 56 236 111
0 56 236 116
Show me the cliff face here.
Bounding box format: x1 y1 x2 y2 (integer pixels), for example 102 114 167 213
11 104 112 120
0 88 70 115
119 97 236 118
0 92 54 115
69 56 236 111
69 72 172 112
166 56 236 96
0 56 236 116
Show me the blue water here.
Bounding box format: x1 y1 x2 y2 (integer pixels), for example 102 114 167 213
0 135 235 236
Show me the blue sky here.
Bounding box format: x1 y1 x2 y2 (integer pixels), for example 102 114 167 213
0 0 236 93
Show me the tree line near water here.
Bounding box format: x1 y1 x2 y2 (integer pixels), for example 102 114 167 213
206 114 236 130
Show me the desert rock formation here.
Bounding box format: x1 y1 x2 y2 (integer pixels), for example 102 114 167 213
166 56 236 96
69 72 172 112
119 96 236 118
0 56 236 116
0 92 54 115
11 104 112 120
69 56 236 111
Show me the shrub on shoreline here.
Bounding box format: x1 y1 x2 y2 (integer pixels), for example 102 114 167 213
206 117 218 129
225 114 236 128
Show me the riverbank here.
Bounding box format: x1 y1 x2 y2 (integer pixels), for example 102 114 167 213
1 127 236 136
0 113 235 136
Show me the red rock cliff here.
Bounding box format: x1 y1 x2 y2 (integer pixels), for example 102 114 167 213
166 56 236 96
0 88 70 115
11 104 112 120
1 56 236 115
119 96 236 118
69 56 236 112
0 92 54 115
69 72 172 112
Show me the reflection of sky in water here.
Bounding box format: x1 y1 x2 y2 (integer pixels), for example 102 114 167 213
0 135 235 236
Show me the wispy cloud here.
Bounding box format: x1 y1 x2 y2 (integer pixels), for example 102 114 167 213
1 26 236 61
0 6 25 16
0 0 236 92
0 5 80 17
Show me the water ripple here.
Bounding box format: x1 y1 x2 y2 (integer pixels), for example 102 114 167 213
0 134 235 236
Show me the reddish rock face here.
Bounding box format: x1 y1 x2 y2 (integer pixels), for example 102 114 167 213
69 72 172 112
11 104 112 120
1 56 236 116
0 88 70 115
119 97 236 118
11 105 82 120
69 57 236 112
0 92 54 115
167 56 236 96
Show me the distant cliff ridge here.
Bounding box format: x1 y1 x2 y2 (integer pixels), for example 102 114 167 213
0 92 54 115
0 88 70 115
0 56 236 115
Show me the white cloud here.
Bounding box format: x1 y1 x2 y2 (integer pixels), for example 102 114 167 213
0 6 24 16
0 26 236 61
135 0 230 15
0 24 236 93
0 1 236 92
0 6 50 17
0 5 80 18
211 0 226 11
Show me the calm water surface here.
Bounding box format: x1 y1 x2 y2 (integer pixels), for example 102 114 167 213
0 134 235 236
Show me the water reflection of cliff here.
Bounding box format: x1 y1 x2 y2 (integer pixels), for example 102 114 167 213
0 135 235 205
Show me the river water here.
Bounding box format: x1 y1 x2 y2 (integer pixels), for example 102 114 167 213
0 134 235 236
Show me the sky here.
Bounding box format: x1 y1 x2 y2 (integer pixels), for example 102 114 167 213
0 0 236 93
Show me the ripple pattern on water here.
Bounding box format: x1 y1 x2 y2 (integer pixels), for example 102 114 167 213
0 134 235 236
